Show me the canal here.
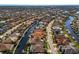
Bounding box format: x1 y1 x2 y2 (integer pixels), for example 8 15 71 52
15 20 39 54
65 16 79 43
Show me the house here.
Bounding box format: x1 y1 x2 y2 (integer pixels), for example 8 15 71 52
0 43 14 51
55 35 70 45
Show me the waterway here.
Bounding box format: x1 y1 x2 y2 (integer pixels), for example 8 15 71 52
65 16 79 43
15 20 39 54
15 16 79 54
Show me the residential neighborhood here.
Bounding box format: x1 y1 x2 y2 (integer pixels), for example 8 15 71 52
0 6 79 54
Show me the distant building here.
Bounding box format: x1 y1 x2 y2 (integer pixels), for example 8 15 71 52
77 17 79 32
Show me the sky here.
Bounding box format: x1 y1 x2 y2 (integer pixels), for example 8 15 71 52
0 0 79 5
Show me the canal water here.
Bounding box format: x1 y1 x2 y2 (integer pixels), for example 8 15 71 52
15 16 79 54
15 20 39 54
65 16 79 43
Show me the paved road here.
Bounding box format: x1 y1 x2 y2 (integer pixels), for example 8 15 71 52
0 21 25 38
0 18 35 41
0 17 37 39
46 20 58 54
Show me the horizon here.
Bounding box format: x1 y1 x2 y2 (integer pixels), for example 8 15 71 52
0 5 79 6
